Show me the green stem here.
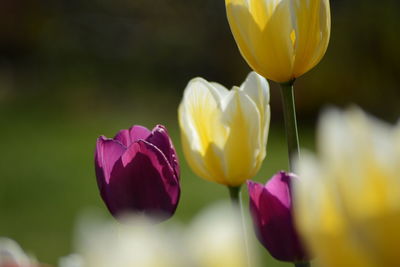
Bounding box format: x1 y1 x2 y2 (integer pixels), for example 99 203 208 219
227 186 251 266
228 186 241 205
279 81 300 172
295 262 311 267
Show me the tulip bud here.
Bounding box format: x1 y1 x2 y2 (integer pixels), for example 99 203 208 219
178 71 270 186
225 0 331 83
95 124 180 221
247 171 309 262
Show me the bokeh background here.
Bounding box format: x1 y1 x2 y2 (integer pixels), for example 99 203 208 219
1 0 399 265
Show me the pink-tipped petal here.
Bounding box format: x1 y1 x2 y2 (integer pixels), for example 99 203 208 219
95 136 126 185
113 129 131 147
146 125 180 179
265 171 293 209
114 125 151 147
247 180 265 211
248 172 309 262
128 125 151 143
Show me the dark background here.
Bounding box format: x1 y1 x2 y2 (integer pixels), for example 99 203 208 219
0 0 399 265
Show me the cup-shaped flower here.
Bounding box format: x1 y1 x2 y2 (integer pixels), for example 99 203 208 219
225 0 331 83
95 124 180 221
294 108 400 267
178 72 270 187
247 172 309 262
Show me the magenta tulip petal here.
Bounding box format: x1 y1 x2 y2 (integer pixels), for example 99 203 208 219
247 172 309 262
94 124 180 222
265 171 292 208
107 140 179 218
129 125 151 142
146 125 180 178
247 180 265 209
113 129 131 147
114 125 151 147
95 136 126 184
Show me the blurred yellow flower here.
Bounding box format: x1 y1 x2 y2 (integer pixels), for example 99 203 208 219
178 72 270 186
225 0 331 83
294 108 400 267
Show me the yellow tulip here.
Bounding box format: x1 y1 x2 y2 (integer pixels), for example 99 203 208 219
178 72 270 186
225 0 331 83
293 108 400 267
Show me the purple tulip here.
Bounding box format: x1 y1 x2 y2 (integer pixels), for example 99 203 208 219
247 171 309 262
95 124 180 221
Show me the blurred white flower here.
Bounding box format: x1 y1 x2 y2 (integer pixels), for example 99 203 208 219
187 202 254 267
59 254 83 267
71 215 186 267
0 238 37 267
66 203 257 267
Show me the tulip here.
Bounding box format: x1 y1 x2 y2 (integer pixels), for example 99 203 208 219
294 108 400 267
178 71 270 187
95 124 180 220
247 172 309 262
225 0 331 83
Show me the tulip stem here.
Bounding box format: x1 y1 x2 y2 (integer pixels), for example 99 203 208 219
295 262 311 267
228 186 241 205
228 186 251 267
279 81 300 171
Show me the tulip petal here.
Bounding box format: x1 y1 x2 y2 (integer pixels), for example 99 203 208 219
210 82 230 99
240 72 270 162
226 0 295 82
293 0 331 77
114 125 151 147
146 125 180 179
113 129 130 147
220 87 261 185
178 78 228 184
248 173 308 262
240 72 270 112
247 180 265 211
105 140 179 218
95 136 126 190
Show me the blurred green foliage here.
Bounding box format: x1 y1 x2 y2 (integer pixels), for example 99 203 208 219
0 0 398 265
1 0 399 119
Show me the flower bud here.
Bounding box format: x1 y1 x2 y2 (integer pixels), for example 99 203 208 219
179 72 270 186
95 124 180 221
247 171 309 262
225 0 331 83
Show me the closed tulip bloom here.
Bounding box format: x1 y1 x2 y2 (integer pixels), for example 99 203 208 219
95 124 180 220
225 0 331 83
247 172 309 262
178 72 270 186
294 108 400 267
